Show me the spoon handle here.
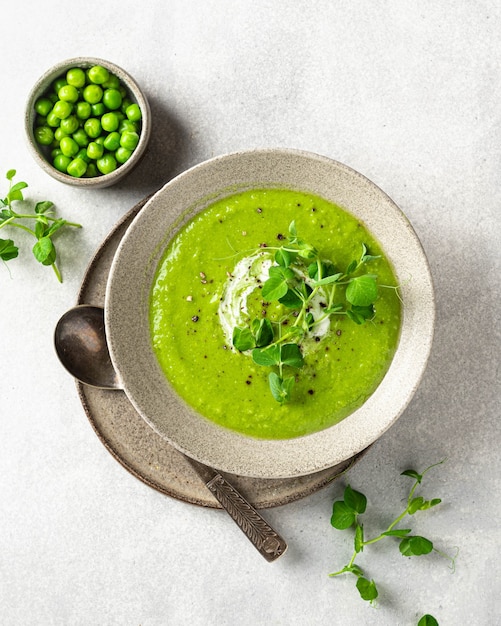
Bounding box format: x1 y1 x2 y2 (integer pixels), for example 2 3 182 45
187 458 287 561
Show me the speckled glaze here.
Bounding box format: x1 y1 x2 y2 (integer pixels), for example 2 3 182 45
105 149 435 479
25 57 151 188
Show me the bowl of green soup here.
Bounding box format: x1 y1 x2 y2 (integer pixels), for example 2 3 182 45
105 148 434 478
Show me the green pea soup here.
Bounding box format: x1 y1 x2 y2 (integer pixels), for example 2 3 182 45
149 188 401 439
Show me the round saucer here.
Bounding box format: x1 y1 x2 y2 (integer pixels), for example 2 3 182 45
76 196 364 509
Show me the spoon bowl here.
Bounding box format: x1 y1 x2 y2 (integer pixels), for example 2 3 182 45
54 304 121 389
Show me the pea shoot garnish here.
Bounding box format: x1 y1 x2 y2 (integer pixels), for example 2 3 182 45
329 460 457 608
0 169 81 282
231 220 383 403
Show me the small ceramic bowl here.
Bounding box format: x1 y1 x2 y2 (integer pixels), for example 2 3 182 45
25 57 151 189
105 148 435 479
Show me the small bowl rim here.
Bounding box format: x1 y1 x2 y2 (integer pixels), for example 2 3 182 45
25 56 151 188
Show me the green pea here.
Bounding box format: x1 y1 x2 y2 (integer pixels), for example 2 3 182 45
102 75 120 89
35 116 48 127
83 84 103 105
67 157 88 178
87 141 104 160
46 111 61 127
35 97 53 117
91 102 106 116
76 101 92 120
120 130 139 151
103 88 122 110
53 154 71 173
96 153 117 174
54 127 70 142
84 118 102 139
52 77 68 93
101 112 119 132
59 136 79 157
77 148 91 163
58 84 79 103
121 97 132 114
103 131 121 151
88 65 110 85
84 162 99 177
52 100 73 119
34 126 54 146
115 146 132 164
118 119 138 134
60 115 79 135
72 128 90 147
51 148 63 158
66 67 86 88
125 103 142 122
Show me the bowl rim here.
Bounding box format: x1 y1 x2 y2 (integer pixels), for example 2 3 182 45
105 147 435 478
24 56 151 188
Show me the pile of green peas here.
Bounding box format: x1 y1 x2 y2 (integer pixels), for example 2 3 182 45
33 65 142 178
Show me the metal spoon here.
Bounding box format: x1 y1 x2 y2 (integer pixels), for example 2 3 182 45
54 304 287 562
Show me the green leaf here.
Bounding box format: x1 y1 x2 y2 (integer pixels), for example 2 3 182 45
46 218 67 237
232 327 255 352
0 238 19 261
345 259 358 275
274 247 291 268
349 564 364 577
288 220 298 242
354 524 364 553
421 498 442 510
35 200 54 215
346 275 378 306
356 577 378 603
418 615 439 626
399 535 434 557
401 469 423 483
268 372 294 403
6 180 28 203
382 529 412 538
344 485 367 514
312 272 343 286
279 288 303 308
35 220 47 239
32 237 56 266
351 304 375 322
252 344 281 367
325 303 345 314
408 496 425 515
261 267 292 301
331 500 356 529
251 318 274 347
297 242 317 259
280 343 304 368
360 243 381 263
6 169 16 181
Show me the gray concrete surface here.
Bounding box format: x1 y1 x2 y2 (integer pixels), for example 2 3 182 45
1 2 499 624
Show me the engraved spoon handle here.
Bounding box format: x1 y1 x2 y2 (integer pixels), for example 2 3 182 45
205 472 287 562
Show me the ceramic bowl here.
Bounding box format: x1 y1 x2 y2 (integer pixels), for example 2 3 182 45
25 57 151 189
105 148 435 479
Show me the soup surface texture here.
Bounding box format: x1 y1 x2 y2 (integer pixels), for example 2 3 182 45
150 188 401 439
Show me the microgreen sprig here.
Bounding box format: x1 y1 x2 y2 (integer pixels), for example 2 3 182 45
232 220 382 402
0 169 81 282
329 459 457 607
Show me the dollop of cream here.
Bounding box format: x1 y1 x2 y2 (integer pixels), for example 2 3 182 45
217 251 331 351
